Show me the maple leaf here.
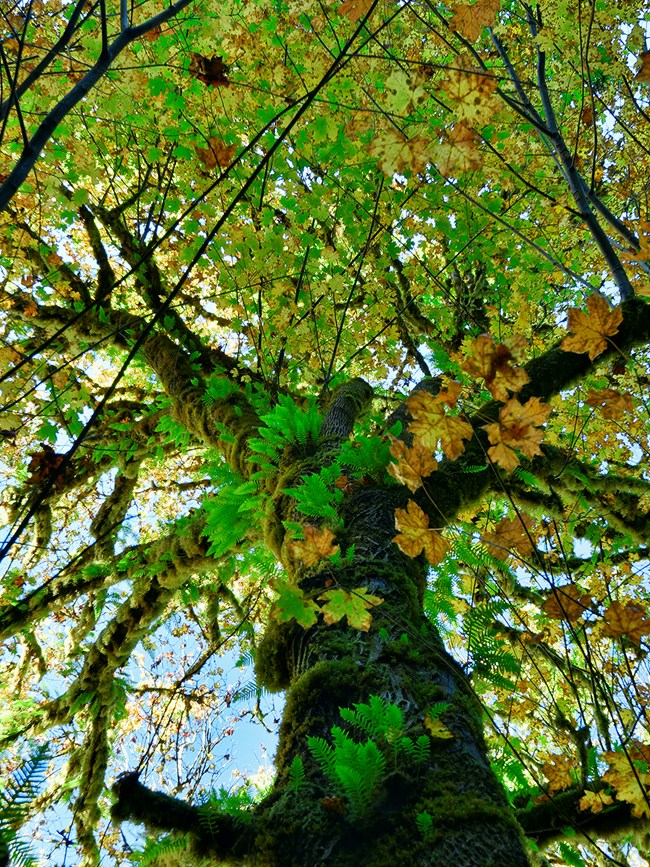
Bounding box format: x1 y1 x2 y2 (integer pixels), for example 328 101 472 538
440 70 499 126
189 53 230 87
585 388 634 420
635 50 650 83
339 0 373 22
424 715 454 739
462 334 530 400
195 137 237 170
290 524 339 566
449 0 501 42
484 513 534 561
270 578 319 628
387 436 438 492
432 122 483 176
621 219 650 263
603 743 650 818
542 584 593 622
370 130 432 176
561 294 623 361
407 390 473 460
393 500 449 565
579 790 613 814
541 754 575 793
383 69 429 115
601 601 650 645
318 586 383 631
483 396 552 470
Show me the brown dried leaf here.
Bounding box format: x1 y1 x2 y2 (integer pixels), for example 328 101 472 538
189 53 230 87
370 131 432 176
432 122 482 176
602 601 650 645
541 754 575 794
195 137 237 170
634 51 650 83
585 388 634 420
462 334 529 400
542 584 593 622
339 0 373 22
449 0 500 42
484 513 534 561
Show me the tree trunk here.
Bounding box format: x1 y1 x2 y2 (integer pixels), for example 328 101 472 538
251 482 531 866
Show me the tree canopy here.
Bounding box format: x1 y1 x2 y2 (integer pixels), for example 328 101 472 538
1 0 650 865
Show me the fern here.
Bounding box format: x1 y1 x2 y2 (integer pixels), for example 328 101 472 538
415 810 434 840
131 833 191 866
249 394 322 469
338 435 391 476
201 476 262 558
0 744 49 867
283 465 343 520
338 695 404 744
288 755 305 791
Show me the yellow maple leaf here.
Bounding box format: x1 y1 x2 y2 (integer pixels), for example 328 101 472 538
541 753 575 794
579 790 613 814
585 388 634 420
290 524 339 566
387 437 438 492
407 391 473 460
441 69 499 126
432 122 482 176
621 219 650 263
462 334 530 400
393 500 449 565
601 600 650 645
370 130 431 177
424 715 454 739
603 743 650 818
449 0 501 42
561 294 623 361
483 396 551 470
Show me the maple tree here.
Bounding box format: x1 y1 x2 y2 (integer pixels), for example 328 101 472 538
1 0 650 865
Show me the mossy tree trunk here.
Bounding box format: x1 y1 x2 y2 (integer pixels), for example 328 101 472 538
114 379 532 866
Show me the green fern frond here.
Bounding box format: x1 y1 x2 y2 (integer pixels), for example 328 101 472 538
416 810 434 840
288 755 305 791
131 832 190 866
201 476 262 558
0 744 49 867
339 696 404 743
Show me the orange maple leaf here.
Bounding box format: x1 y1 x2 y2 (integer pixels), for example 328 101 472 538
635 51 650 83
542 584 593 622
450 0 501 42
483 396 551 471
432 122 482 176
621 219 650 264
585 388 633 420
484 513 534 561
393 500 449 565
195 137 237 170
189 53 230 87
561 294 623 360
339 0 373 22
462 334 530 400
407 391 473 460
601 601 650 645
579 790 613 814
387 437 438 492
290 524 339 566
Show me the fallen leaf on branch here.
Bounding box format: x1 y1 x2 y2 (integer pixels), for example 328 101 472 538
462 333 529 400
483 396 551 470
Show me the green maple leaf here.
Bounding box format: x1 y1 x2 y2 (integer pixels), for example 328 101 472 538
319 587 383 632
270 579 319 628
